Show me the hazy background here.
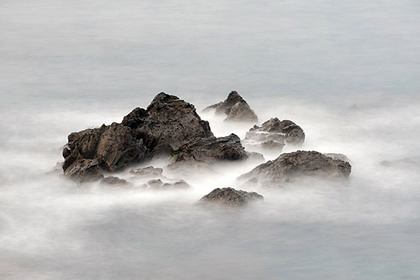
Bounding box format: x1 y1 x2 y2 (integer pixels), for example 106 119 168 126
1 0 420 279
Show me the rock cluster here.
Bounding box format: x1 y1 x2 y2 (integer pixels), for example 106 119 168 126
62 93 248 182
199 187 263 207
238 150 351 187
60 91 352 209
204 91 258 122
243 118 305 150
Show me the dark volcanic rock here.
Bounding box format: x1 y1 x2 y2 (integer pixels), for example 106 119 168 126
62 122 146 179
238 150 351 187
122 93 213 155
199 187 263 207
204 91 258 122
62 92 214 182
243 118 305 150
100 176 130 186
63 159 104 183
171 133 248 166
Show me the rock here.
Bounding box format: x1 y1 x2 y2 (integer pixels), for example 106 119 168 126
238 150 351 187
171 133 248 166
324 153 351 163
204 91 258 122
62 92 213 182
122 92 213 155
243 118 305 151
130 166 163 176
62 122 146 179
100 176 130 186
63 159 104 183
146 179 190 190
199 187 263 207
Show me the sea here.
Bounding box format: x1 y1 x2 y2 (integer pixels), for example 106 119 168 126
1 0 420 279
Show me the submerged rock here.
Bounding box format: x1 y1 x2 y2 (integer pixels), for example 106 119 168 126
243 118 305 151
199 187 263 207
238 150 351 187
146 179 190 190
129 166 163 177
171 133 248 166
204 91 258 122
100 176 130 186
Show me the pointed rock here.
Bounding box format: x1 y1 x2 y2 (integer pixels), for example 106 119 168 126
204 91 258 122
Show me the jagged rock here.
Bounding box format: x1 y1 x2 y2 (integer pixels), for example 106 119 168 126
100 176 130 186
238 150 351 187
204 91 258 122
146 179 190 190
171 133 248 166
324 153 351 163
243 118 305 150
62 122 146 179
63 159 104 183
199 187 263 207
62 92 213 182
122 93 213 155
130 166 163 176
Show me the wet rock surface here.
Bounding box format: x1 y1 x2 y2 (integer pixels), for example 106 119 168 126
199 187 263 207
243 118 305 151
239 150 351 187
204 91 258 122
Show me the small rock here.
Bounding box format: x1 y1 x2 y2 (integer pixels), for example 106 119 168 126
204 91 258 122
130 166 163 176
199 187 263 207
238 150 351 187
100 176 130 186
147 179 190 190
243 118 305 151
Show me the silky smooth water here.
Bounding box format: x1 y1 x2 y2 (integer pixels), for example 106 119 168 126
1 1 420 279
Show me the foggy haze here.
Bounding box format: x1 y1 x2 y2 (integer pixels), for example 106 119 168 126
1 0 420 279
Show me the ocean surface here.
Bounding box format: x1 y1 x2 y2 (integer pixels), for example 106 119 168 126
1 0 420 279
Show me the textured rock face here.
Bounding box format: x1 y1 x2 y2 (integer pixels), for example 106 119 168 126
238 150 351 187
62 93 216 182
122 93 213 155
172 133 248 166
243 118 305 150
63 159 104 183
62 123 146 182
204 91 258 122
199 187 263 207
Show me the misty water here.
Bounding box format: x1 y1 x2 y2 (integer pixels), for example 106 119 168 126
1 0 420 279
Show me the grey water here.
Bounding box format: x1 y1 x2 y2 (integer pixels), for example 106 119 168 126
1 0 420 279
